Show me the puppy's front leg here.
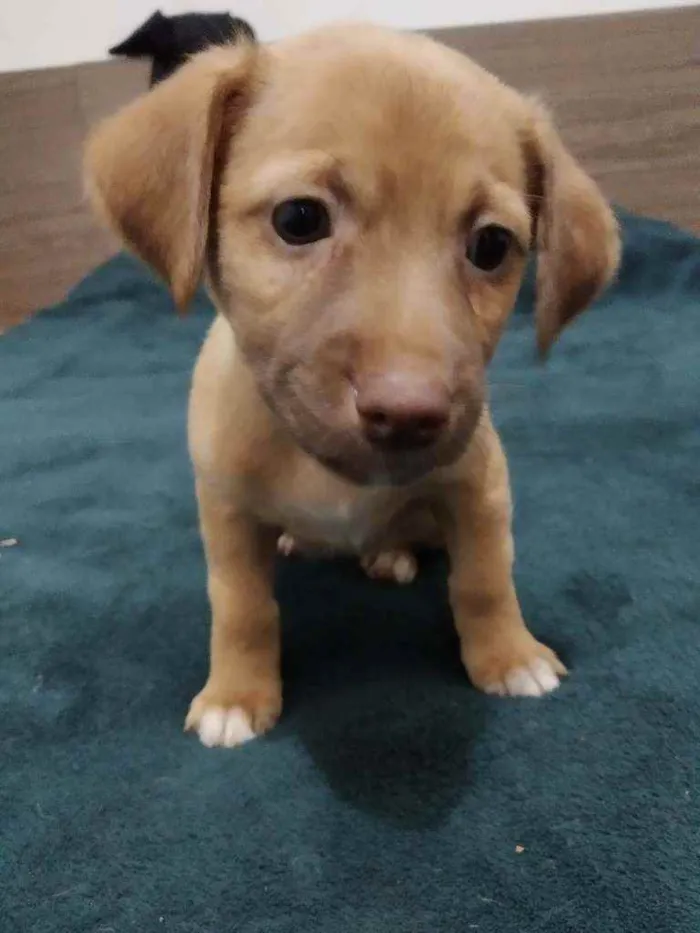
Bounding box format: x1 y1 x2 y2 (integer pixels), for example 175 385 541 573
185 480 282 747
446 429 566 697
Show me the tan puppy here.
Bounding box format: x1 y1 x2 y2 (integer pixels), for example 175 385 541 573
85 23 619 748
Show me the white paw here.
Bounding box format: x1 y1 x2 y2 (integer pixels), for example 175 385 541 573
196 707 256 748
361 550 417 584
277 533 296 557
484 657 562 698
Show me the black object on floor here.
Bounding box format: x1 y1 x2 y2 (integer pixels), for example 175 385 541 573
109 10 256 86
1 212 699 931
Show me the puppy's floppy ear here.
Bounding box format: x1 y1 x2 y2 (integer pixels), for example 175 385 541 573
525 103 621 356
85 43 258 309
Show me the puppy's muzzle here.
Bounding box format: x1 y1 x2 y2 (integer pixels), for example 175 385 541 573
354 370 450 451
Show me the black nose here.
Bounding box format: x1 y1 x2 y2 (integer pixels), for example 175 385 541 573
355 372 450 450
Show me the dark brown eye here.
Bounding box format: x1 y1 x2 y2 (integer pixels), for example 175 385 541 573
272 198 331 245
466 224 513 272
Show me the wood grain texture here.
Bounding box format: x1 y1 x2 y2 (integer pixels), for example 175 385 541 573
0 7 698 330
430 6 700 234
0 60 148 330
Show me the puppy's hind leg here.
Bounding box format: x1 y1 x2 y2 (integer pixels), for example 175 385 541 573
277 533 297 557
280 532 417 582
360 503 442 585
361 549 418 585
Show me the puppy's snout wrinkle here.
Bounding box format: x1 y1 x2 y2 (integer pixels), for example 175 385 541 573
355 371 450 450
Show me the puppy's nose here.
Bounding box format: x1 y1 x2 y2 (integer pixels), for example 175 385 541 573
355 372 450 450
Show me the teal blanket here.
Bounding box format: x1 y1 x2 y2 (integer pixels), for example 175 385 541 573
2 212 699 932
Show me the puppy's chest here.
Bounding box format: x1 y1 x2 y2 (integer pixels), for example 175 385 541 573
255 467 400 553
269 493 388 553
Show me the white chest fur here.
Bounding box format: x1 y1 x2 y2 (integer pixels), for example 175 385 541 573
277 497 378 552
253 455 406 554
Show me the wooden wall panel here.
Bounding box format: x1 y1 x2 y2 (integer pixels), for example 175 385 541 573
0 61 148 329
431 6 700 233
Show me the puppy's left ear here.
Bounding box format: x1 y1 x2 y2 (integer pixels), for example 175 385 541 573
525 104 621 356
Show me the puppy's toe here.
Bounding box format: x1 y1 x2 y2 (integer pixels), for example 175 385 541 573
468 638 566 698
277 533 297 557
185 685 281 748
485 657 563 697
196 707 256 748
361 549 417 585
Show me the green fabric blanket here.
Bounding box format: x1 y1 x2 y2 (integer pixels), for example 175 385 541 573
2 212 698 932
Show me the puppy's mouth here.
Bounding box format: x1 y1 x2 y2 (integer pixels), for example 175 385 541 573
249 353 485 486
263 385 481 487
316 446 459 487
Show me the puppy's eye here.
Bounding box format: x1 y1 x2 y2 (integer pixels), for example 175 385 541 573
466 224 513 272
272 198 331 245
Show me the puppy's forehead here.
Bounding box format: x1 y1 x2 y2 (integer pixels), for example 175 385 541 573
238 28 529 190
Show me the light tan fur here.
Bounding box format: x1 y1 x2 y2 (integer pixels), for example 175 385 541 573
85 23 620 747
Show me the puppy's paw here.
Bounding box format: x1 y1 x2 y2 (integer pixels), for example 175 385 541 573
277 533 297 557
277 533 335 559
465 637 566 698
189 706 256 747
361 549 417 585
185 683 282 748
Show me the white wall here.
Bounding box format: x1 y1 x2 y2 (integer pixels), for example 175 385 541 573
0 0 695 73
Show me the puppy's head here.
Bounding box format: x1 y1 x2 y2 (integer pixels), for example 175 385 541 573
86 24 619 486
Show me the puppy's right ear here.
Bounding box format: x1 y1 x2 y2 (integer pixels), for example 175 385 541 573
85 43 258 309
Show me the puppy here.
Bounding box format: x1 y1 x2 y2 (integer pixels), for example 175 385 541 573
85 23 619 748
